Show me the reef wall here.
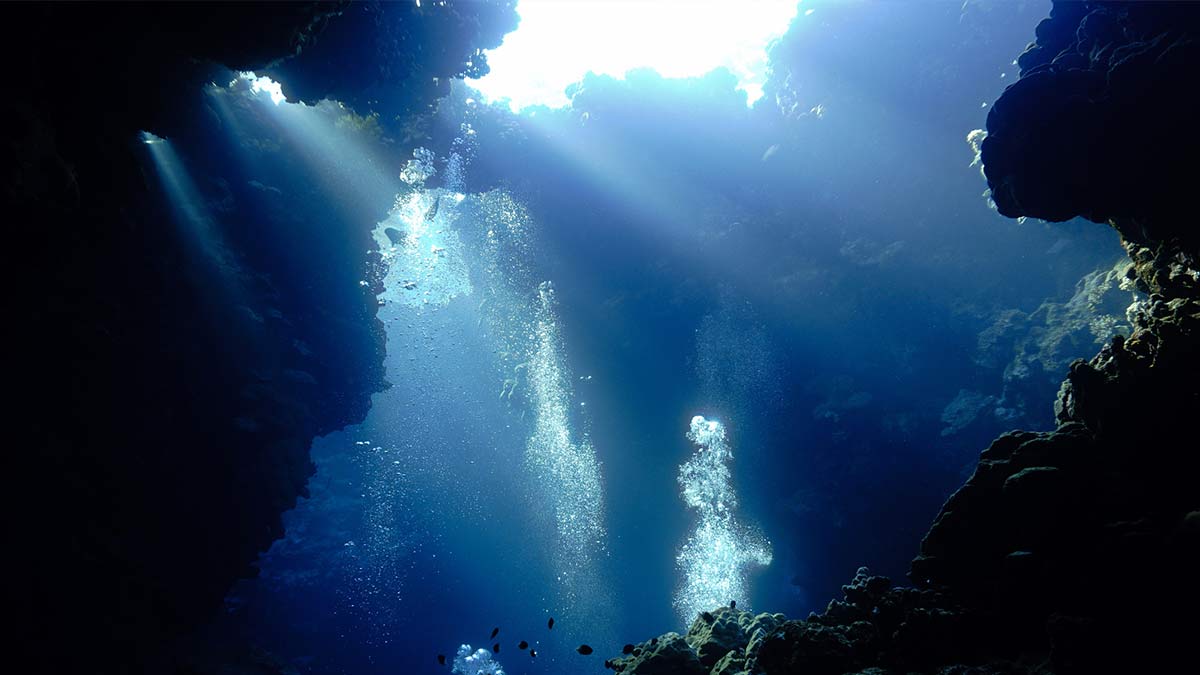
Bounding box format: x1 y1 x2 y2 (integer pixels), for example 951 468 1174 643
3 3 515 672
608 2 1199 673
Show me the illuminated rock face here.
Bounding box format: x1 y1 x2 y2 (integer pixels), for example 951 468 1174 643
674 416 771 626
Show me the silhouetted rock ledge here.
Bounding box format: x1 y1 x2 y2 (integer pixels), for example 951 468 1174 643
4 3 517 673
610 2 1200 672
981 0 1200 256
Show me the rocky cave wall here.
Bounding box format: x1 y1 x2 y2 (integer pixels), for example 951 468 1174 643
3 2 516 672
607 2 1199 674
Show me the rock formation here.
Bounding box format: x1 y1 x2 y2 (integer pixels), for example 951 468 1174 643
3 3 516 673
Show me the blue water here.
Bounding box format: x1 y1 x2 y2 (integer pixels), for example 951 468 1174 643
163 2 1134 673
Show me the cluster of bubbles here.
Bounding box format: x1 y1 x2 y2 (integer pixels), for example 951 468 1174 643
695 296 782 418
524 281 609 610
674 416 772 625
452 644 505 675
400 147 437 185
444 121 477 192
374 145 613 635
373 182 472 306
464 189 614 629
341 438 435 639
471 190 536 395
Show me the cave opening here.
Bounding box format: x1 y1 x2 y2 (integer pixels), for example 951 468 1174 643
13 1 1196 674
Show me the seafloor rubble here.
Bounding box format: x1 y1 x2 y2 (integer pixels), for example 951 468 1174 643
609 2 1200 673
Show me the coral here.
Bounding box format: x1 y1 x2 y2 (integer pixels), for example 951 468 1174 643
940 389 997 437
605 608 787 675
976 258 1137 424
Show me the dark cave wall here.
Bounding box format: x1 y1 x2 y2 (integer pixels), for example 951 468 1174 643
3 2 516 672
981 0 1200 254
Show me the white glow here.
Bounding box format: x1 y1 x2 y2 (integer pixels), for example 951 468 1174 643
373 187 474 308
472 0 800 110
240 71 286 105
675 416 771 625
452 644 505 675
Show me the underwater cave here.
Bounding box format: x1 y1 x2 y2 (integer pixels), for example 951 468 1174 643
7 1 1197 674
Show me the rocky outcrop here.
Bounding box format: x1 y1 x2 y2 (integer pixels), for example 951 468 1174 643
4 3 516 673
611 2 1200 673
974 258 1137 425
981 1 1200 255
606 608 788 675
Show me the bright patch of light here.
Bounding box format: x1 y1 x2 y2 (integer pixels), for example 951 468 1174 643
139 130 242 291
373 188 473 308
240 71 286 105
452 644 505 675
675 416 771 625
473 0 800 110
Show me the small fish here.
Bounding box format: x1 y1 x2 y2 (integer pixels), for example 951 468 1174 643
492 643 500 654
437 654 446 665
622 644 635 655
577 645 593 655
491 627 500 639
547 617 555 630
518 641 529 650
730 600 736 609
529 650 537 658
